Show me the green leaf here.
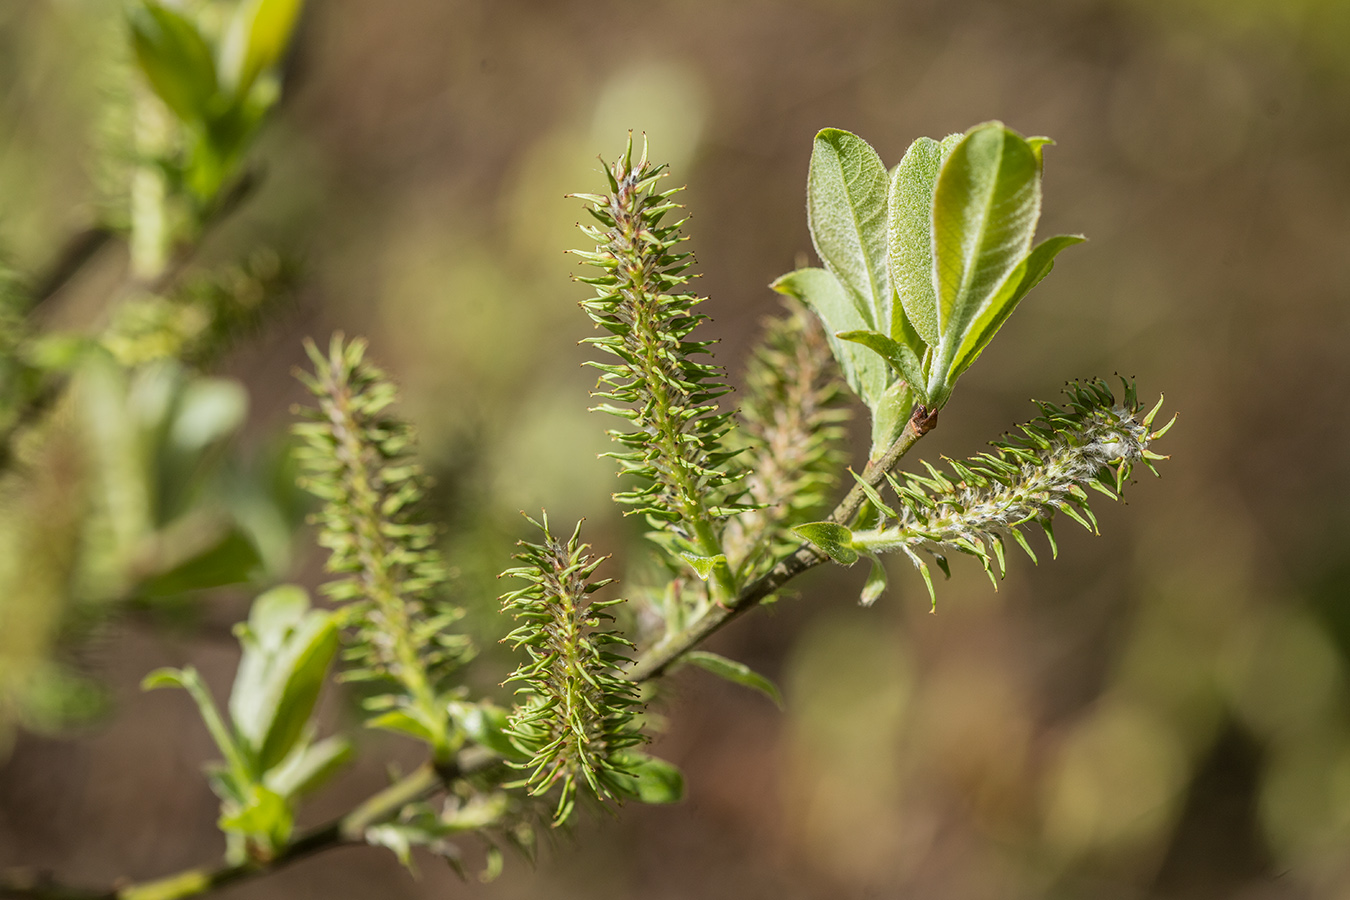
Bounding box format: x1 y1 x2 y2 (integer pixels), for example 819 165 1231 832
678 552 726 581
365 823 416 871
244 583 310 638
683 651 784 708
219 0 305 97
440 793 510 834
806 129 890 330
613 752 684 805
792 522 859 565
144 665 253 787
263 735 352 799
141 667 189 691
948 234 1084 379
138 527 262 597
228 586 339 772
836 330 928 404
868 380 917 463
254 612 337 771
204 763 247 810
860 555 888 606
927 122 1042 406
480 845 504 883
887 133 960 347
128 2 219 122
170 378 248 451
219 784 292 848
771 268 888 409
1027 136 1054 169
448 701 529 761
366 708 437 743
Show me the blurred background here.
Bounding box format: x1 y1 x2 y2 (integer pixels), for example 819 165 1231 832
2 0 1350 897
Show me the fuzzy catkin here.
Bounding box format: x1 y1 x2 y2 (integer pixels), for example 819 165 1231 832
848 379 1171 602
293 335 470 755
722 300 849 578
499 516 643 825
572 135 745 532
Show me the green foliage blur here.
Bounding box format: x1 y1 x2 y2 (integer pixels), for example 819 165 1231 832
0 0 306 754
2 0 1350 898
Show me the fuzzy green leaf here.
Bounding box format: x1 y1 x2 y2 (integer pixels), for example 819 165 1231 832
218 783 291 847
253 613 336 771
869 380 918 463
141 668 190 691
836 330 928 404
169 378 249 451
229 586 306 744
861 556 888 606
219 0 304 97
613 752 684 805
243 584 309 638
928 122 1042 406
793 521 859 565
263 735 352 800
887 133 961 347
128 2 219 122
144 665 253 787
1028 136 1054 168
366 709 436 743
449 701 529 762
683 651 784 708
807 129 890 330
679 553 727 581
138 528 262 598
772 268 888 413
948 233 1084 379
228 586 339 772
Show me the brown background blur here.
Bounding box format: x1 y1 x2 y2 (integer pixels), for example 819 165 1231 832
4 0 1350 897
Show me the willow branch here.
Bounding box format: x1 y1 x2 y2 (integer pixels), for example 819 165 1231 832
0 403 934 900
0 169 262 476
142 167 262 298
27 228 115 313
625 403 938 683
0 747 495 900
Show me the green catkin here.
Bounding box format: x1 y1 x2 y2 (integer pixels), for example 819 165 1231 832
847 379 1173 606
499 515 643 825
293 335 470 759
721 300 850 580
571 135 745 600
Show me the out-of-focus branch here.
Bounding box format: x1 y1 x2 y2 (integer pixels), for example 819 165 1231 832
27 228 116 312
0 169 263 476
0 748 496 900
